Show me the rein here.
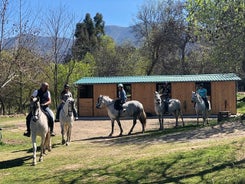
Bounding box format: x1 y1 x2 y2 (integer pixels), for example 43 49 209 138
63 100 73 117
31 102 40 122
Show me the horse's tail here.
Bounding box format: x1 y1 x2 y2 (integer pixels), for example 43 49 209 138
139 109 147 129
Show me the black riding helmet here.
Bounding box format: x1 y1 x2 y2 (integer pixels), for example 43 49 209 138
64 84 70 89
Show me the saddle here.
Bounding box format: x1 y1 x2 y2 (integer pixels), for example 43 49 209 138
114 99 123 111
41 109 53 128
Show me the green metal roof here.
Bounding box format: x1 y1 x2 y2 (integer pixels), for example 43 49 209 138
75 73 241 85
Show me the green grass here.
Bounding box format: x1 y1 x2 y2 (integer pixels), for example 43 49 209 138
0 119 244 184
0 99 245 184
237 93 245 114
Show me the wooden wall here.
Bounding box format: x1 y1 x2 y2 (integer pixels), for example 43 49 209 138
93 84 117 116
77 81 237 116
171 82 196 114
131 83 156 115
211 81 236 114
78 98 93 116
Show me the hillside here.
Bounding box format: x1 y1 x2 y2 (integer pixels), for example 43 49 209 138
2 25 137 58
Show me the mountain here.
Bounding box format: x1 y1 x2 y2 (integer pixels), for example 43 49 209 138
2 25 138 60
105 25 138 45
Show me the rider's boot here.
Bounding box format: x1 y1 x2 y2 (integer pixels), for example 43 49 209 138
23 114 31 137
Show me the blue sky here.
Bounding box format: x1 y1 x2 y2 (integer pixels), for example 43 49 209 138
23 0 146 27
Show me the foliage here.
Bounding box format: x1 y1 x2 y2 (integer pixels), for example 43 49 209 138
186 0 245 75
72 13 105 60
133 0 195 75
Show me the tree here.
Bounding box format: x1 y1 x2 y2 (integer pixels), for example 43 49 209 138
43 5 75 108
72 13 105 61
133 0 194 75
186 0 245 74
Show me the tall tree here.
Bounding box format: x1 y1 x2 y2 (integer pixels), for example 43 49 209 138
72 13 105 61
133 0 194 75
43 5 75 108
186 0 245 74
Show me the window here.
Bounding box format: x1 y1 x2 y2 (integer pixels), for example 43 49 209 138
117 84 131 98
79 85 93 98
156 83 171 98
195 82 211 96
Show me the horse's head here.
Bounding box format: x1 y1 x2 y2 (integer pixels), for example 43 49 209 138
96 95 104 109
191 91 199 103
154 91 162 105
30 97 40 122
66 97 74 116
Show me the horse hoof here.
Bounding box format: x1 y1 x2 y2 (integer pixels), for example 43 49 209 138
62 140 66 145
66 142 69 146
32 162 36 166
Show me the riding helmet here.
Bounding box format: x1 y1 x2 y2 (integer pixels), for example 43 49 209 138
118 83 123 88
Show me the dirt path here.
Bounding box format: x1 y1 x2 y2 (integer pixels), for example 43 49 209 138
50 118 245 143
5 115 244 144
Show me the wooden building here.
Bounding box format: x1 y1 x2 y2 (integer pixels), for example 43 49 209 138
74 73 241 117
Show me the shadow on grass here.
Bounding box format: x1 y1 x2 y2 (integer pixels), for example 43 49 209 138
50 155 245 184
80 120 245 146
0 156 32 169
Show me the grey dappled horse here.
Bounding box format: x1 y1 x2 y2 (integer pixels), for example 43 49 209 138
30 97 51 166
191 91 211 125
96 95 147 136
154 91 184 130
59 97 74 146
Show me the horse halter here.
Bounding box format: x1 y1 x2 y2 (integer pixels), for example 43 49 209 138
30 98 40 122
67 99 74 117
96 96 103 109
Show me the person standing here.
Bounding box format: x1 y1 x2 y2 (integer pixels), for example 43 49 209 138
24 82 55 137
55 84 78 122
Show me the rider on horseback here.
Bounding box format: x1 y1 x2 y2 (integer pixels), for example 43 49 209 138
114 84 127 115
197 83 209 109
55 84 78 122
24 82 56 137
160 82 171 114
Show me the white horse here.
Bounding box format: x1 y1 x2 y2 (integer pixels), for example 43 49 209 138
96 95 147 136
30 97 51 166
191 91 211 125
59 97 74 146
154 91 184 130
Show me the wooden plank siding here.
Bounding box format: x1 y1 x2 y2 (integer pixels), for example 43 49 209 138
93 84 117 116
131 83 156 115
77 81 238 116
78 99 93 116
211 81 237 114
171 82 196 114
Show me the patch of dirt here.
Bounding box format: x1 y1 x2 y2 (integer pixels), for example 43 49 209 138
8 116 245 144
52 118 245 144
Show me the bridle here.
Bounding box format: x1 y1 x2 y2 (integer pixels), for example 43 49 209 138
30 98 40 122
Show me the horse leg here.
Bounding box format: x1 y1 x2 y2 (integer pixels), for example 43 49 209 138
179 110 184 127
116 119 123 136
159 115 163 130
46 131 51 152
66 125 72 146
174 111 179 127
39 136 45 162
196 112 199 126
109 120 115 137
61 124 66 145
32 136 37 166
128 118 137 135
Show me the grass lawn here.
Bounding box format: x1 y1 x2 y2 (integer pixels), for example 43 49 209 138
0 105 245 183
